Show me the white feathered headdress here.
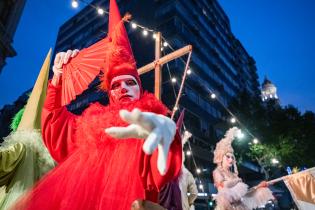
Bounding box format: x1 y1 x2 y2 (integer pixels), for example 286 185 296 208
213 127 240 164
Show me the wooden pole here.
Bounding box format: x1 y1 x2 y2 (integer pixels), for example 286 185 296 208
171 51 192 119
267 167 315 185
138 45 192 75
154 32 162 100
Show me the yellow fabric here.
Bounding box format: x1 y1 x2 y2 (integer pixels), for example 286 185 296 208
0 143 26 186
17 49 52 131
285 172 315 205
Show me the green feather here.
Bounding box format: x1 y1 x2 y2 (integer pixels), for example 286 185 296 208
10 107 25 132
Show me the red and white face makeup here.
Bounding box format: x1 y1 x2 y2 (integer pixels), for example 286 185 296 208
109 75 140 104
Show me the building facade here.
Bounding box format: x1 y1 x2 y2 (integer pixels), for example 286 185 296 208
53 0 261 188
0 0 26 73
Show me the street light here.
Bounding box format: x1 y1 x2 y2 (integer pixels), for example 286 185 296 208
271 158 279 164
237 130 244 139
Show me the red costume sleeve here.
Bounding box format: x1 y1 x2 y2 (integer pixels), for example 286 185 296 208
140 130 182 201
41 81 77 163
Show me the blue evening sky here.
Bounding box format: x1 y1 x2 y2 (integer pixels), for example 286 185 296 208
219 0 315 112
0 0 314 113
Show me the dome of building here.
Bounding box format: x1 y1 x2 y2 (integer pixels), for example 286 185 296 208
261 77 278 101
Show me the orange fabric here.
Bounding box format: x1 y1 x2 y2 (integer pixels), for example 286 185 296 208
285 172 315 204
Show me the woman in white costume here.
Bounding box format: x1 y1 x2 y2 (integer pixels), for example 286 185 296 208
212 127 274 210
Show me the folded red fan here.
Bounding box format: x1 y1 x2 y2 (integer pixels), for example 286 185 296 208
61 37 111 106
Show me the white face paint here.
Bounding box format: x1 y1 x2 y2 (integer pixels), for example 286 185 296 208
109 75 140 104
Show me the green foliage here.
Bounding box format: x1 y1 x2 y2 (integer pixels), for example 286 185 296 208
10 107 25 132
229 90 315 178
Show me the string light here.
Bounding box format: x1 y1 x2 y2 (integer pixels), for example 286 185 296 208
163 42 168 47
161 47 164 51
230 117 236 124
210 93 216 99
71 0 79 8
186 150 192 156
171 77 177 83
199 184 204 190
153 33 157 39
142 29 148 36
131 23 137 29
253 138 259 144
196 168 201 174
187 69 192 75
97 8 104 15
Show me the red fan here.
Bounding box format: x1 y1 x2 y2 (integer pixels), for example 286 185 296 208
60 0 130 106
61 37 111 106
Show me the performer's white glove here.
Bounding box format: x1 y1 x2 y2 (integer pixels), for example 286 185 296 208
52 49 79 77
105 108 176 176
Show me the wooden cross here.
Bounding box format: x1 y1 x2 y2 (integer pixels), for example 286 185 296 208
137 32 192 100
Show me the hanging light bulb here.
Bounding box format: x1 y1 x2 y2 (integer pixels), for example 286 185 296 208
210 93 216 99
253 138 259 144
230 117 236 124
142 29 148 36
173 106 178 111
171 77 177 83
71 0 79 8
196 168 201 174
163 42 168 47
187 69 192 75
97 8 104 15
186 150 192 156
131 23 137 29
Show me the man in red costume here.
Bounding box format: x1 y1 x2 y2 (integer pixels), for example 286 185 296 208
14 1 182 210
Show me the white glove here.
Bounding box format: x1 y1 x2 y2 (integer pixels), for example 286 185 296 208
52 49 79 77
105 108 176 176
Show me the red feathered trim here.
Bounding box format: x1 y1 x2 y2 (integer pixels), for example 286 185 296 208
75 92 169 148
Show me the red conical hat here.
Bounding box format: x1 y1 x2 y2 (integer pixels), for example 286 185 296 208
100 0 140 91
61 0 140 105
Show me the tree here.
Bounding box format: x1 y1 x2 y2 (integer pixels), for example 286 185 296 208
229 91 315 179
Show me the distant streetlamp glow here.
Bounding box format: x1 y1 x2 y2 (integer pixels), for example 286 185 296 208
237 130 244 139
271 158 279 164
